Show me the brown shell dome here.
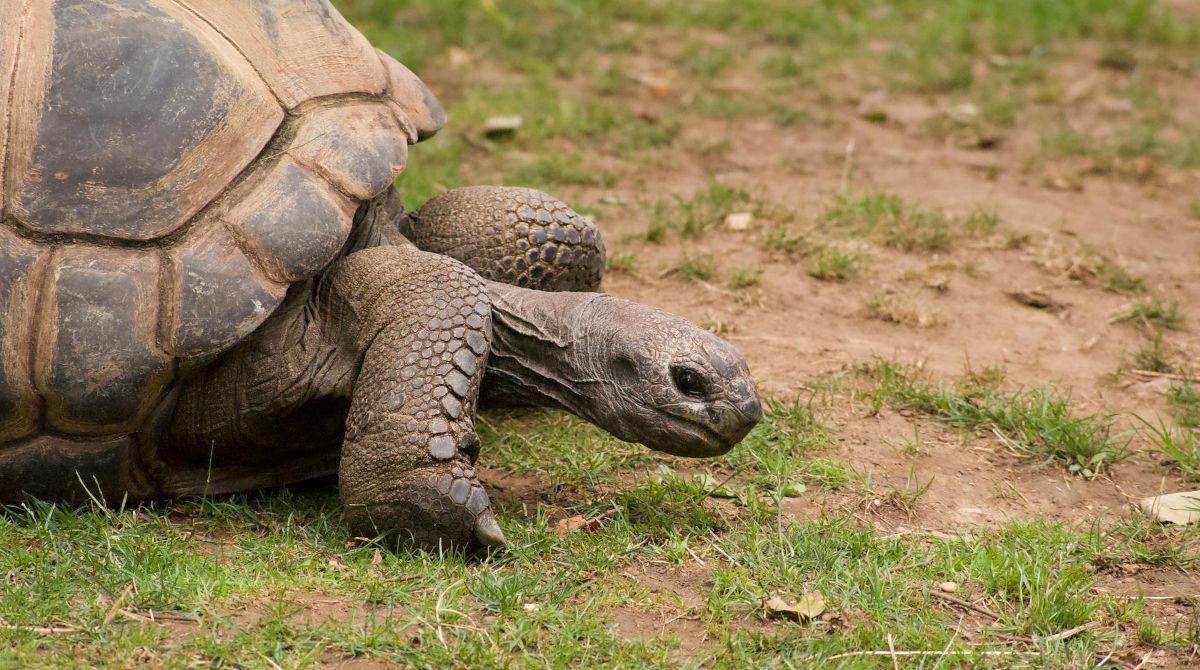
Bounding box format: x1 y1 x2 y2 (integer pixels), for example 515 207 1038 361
0 0 443 439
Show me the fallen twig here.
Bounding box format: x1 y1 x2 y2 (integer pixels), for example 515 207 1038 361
828 650 1039 660
103 585 133 626
0 623 79 634
929 590 1002 620
1037 619 1101 643
1129 369 1199 383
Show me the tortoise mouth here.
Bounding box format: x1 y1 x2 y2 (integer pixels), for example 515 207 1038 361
640 415 740 458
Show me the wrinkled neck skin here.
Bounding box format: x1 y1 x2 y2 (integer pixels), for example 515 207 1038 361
480 282 624 430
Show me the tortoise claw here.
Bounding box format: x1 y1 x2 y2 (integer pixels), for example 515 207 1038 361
474 510 506 547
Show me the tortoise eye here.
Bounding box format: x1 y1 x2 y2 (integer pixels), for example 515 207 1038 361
670 365 708 399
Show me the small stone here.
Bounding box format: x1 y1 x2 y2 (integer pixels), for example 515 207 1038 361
724 212 754 231
938 581 958 593
483 115 523 138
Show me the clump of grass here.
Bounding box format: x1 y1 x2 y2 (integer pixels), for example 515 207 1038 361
822 193 991 253
807 249 863 281
1140 418 1200 481
962 207 1001 235
510 154 609 189
1102 265 1147 294
658 181 763 238
728 265 762 289
605 251 639 274
643 221 666 243
1167 383 1200 429
865 290 938 327
672 254 718 282
763 225 810 255
1130 335 1174 373
619 474 728 540
864 360 1128 478
1117 299 1184 330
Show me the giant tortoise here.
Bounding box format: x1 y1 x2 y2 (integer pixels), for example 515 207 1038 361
0 0 762 549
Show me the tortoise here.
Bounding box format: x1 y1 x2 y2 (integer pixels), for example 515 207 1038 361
0 0 762 549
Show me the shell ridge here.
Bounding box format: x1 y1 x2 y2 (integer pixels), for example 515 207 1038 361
168 0 286 109
1 0 34 217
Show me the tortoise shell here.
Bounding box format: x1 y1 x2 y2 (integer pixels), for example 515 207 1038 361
0 0 443 439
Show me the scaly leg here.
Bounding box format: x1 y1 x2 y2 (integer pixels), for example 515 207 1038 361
402 186 606 291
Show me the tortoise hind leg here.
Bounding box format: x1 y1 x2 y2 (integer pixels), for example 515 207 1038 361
402 186 606 291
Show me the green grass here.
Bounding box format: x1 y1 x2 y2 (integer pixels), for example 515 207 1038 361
806 249 864 281
670 254 719 282
862 360 1130 478
728 265 762 289
1168 383 1200 429
1141 417 1200 480
654 182 765 239
1116 298 1185 331
822 193 994 253
2 399 1196 666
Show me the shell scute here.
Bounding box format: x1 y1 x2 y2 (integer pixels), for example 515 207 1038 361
7 0 282 241
170 224 287 359
222 158 356 284
39 247 170 434
288 103 409 200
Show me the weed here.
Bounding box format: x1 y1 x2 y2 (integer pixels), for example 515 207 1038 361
823 193 960 253
807 249 863 281
1131 335 1174 373
865 360 1129 477
672 254 718 282
659 182 762 239
729 266 762 289
1117 299 1185 330
763 225 810 256
605 251 639 274
1168 383 1200 429
1140 417 1200 481
1103 265 1147 294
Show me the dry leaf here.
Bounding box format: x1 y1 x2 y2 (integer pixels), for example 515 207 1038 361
555 515 589 535
1140 491 1200 525
765 592 826 621
371 548 383 565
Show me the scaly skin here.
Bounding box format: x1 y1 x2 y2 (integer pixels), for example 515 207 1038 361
165 188 761 551
403 186 606 292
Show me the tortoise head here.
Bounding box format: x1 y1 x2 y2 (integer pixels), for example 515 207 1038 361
485 287 762 457
577 298 762 456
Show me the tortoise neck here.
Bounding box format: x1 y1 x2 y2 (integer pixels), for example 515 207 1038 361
478 282 610 421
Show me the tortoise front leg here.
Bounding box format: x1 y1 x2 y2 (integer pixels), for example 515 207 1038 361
401 186 606 292
318 243 503 549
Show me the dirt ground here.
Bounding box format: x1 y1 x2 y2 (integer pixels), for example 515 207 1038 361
405 19 1200 665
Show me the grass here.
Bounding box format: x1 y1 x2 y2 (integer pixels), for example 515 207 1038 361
1168 383 1200 429
654 182 766 239
670 254 718 282
0 399 1192 666
806 249 863 282
1116 299 1185 330
862 360 1130 478
822 193 994 253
